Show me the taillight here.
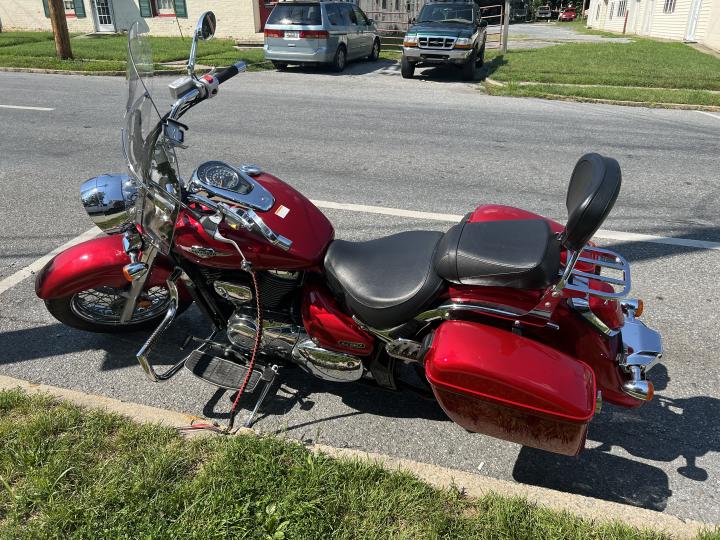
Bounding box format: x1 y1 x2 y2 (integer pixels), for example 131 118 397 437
264 29 284 38
300 30 329 39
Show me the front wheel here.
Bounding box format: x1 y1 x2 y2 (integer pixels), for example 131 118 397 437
400 55 415 79
461 48 478 81
368 39 380 61
45 285 190 333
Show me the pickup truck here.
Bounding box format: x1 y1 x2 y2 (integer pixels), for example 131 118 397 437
536 5 552 20
401 0 488 81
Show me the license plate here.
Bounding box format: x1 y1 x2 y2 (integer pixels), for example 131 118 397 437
284 31 300 39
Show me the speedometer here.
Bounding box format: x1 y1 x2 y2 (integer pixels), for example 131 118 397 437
197 162 242 191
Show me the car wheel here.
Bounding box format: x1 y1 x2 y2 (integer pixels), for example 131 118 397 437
461 48 478 81
332 45 347 72
400 55 415 79
476 43 485 67
368 39 380 61
271 61 288 71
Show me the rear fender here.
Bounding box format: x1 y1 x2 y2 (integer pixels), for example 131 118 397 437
35 235 178 300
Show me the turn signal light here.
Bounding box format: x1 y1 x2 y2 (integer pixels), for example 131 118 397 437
634 299 644 317
264 29 284 38
122 262 149 282
454 43 473 49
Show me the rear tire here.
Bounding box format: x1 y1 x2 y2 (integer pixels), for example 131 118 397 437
400 55 415 79
45 285 190 334
332 45 347 72
272 61 288 71
368 38 380 61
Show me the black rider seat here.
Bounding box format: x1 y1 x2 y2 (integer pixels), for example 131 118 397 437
323 219 561 330
324 231 444 330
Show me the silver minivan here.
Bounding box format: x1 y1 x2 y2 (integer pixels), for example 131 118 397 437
264 1 381 72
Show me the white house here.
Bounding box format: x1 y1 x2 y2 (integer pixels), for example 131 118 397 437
586 0 720 50
0 0 266 41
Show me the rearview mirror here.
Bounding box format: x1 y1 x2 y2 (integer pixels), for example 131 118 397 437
188 11 216 78
197 11 216 41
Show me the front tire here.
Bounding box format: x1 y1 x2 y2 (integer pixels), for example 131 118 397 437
332 45 347 72
461 48 478 81
401 55 415 78
45 285 189 333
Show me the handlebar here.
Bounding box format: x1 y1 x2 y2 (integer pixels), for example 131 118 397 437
215 61 247 84
186 193 292 251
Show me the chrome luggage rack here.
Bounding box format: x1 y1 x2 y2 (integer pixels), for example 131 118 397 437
561 246 631 300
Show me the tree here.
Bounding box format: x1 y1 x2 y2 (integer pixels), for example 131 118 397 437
47 0 73 60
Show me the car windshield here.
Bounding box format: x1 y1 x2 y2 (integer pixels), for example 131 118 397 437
417 4 473 23
267 3 322 25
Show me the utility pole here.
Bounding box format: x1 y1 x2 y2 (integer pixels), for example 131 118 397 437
501 0 511 53
47 0 73 60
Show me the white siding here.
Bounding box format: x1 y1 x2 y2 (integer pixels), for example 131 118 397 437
701 0 720 48
648 0 694 39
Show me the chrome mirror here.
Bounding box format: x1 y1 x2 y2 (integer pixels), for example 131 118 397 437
188 11 216 78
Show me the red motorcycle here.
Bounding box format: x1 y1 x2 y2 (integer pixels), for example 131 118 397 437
36 13 663 456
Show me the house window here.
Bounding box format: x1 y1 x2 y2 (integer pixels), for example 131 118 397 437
617 0 627 16
138 0 188 18
663 0 675 12
43 0 86 18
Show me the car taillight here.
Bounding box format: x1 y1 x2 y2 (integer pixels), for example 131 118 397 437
264 29 284 38
300 30 329 39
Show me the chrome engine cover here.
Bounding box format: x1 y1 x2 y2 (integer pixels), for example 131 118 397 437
226 309 364 382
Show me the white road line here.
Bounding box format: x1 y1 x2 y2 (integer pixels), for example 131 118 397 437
311 200 720 251
696 110 720 121
0 104 55 112
1 200 717 297
0 228 98 296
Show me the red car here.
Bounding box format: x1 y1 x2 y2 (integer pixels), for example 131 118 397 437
559 8 577 20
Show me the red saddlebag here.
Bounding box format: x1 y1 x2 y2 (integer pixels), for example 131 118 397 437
424 321 596 456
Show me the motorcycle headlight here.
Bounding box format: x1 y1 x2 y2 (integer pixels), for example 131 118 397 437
80 174 137 234
403 34 418 46
454 37 473 49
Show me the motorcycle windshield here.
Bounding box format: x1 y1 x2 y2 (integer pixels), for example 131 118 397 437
123 22 182 255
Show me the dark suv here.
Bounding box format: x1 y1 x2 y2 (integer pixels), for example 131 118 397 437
401 0 488 80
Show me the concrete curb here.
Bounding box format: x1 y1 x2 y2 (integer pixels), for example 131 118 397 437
0 374 709 539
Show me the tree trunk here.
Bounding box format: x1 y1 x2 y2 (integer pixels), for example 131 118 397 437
47 0 73 60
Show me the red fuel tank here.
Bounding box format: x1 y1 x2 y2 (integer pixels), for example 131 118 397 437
174 172 334 271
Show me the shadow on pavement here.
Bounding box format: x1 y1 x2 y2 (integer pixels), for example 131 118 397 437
271 58 396 77
513 365 720 512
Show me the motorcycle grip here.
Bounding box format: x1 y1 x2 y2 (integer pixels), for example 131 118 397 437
216 61 247 84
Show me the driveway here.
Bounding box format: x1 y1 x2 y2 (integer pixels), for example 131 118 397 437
506 21 633 49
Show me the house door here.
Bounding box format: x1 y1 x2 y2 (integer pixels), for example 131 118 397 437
93 0 115 32
685 0 702 41
641 0 653 34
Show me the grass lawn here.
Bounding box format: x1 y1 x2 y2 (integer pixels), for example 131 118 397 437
2 389 712 540
490 39 720 90
0 32 266 72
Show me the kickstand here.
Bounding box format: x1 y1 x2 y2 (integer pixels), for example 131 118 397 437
243 365 279 428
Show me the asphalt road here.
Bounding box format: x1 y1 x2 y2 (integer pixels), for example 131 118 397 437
1 68 719 525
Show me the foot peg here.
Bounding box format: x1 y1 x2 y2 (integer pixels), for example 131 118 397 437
186 350 263 393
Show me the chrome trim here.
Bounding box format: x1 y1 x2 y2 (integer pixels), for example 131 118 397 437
80 174 137 234
177 245 232 259
189 160 274 212
563 246 631 300
418 35 457 49
123 261 149 281
239 163 262 176
136 267 188 382
214 281 253 303
622 366 654 401
568 296 619 337
227 311 304 361
291 339 364 382
119 245 158 323
619 315 663 374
